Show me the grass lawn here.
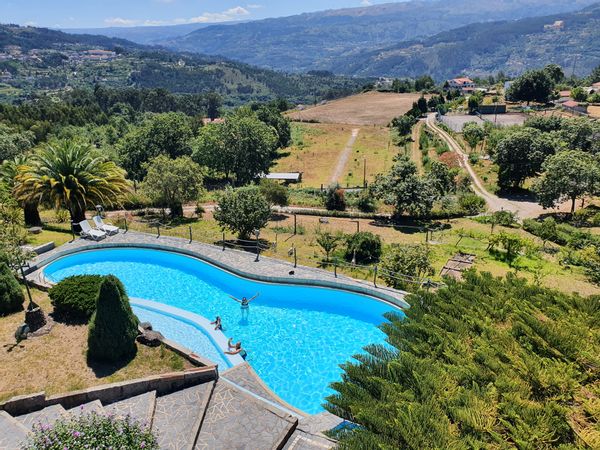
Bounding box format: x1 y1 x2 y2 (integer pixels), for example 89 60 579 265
0 289 193 403
26 229 73 248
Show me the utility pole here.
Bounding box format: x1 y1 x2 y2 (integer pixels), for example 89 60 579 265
363 158 367 189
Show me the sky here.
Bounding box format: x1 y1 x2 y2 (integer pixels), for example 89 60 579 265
0 0 396 29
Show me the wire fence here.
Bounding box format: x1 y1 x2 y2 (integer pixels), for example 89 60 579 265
107 214 445 291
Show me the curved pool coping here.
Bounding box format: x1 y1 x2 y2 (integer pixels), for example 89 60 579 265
130 298 246 368
31 241 410 310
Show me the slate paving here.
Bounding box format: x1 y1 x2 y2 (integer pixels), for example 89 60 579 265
0 411 28 450
195 380 297 450
17 403 67 430
105 390 156 426
27 230 408 309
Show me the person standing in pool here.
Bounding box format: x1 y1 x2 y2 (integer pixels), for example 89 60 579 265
229 293 260 309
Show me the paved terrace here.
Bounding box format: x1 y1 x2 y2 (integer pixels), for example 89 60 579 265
26 230 409 309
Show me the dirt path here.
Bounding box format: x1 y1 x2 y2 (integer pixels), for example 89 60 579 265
426 114 559 219
411 120 424 174
330 128 360 184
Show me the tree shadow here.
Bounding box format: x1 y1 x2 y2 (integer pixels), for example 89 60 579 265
87 348 137 378
270 213 289 222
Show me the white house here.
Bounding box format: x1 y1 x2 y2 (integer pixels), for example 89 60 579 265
446 77 476 91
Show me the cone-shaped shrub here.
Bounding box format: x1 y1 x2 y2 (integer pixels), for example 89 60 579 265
0 260 24 316
87 275 138 362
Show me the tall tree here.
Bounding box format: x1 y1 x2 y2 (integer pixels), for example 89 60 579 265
494 128 557 189
1 155 41 226
462 122 485 150
192 111 277 185
141 155 204 218
118 112 194 181
213 186 271 240
205 92 223 121
507 69 554 105
534 150 600 213
16 141 129 224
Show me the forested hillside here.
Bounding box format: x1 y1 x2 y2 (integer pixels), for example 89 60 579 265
0 24 366 105
337 3 600 79
158 0 598 73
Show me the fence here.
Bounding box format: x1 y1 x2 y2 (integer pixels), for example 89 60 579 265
111 214 445 291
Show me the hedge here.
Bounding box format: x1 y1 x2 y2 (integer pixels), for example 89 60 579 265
49 275 104 321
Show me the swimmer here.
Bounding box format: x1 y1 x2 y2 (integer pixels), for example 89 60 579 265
210 316 222 331
229 293 260 309
225 337 244 355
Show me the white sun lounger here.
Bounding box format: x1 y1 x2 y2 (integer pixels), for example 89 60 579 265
79 220 107 241
92 215 119 235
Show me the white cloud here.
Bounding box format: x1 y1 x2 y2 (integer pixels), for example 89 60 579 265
24 21 37 26
360 0 372 5
189 6 250 23
104 6 250 27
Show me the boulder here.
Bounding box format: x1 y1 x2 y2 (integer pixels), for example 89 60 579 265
136 330 164 347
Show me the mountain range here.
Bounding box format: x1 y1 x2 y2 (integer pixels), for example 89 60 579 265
148 0 599 74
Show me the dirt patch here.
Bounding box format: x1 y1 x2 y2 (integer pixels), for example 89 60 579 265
287 91 425 126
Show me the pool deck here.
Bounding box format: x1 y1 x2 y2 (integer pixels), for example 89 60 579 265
26 230 409 309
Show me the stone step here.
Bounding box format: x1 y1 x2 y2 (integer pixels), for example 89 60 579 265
152 381 215 450
282 430 336 450
194 379 298 450
17 404 69 431
68 399 104 418
0 410 30 450
105 391 156 428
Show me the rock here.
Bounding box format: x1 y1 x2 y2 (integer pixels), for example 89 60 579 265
27 227 42 235
139 322 153 331
136 330 164 347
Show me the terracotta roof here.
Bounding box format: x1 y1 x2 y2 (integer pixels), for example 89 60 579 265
452 77 474 84
563 100 579 108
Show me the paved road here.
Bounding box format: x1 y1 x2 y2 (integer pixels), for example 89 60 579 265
330 128 360 184
425 114 560 219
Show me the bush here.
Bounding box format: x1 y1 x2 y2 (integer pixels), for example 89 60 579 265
88 275 139 363
49 275 104 321
380 244 434 291
324 183 346 211
0 260 24 316
214 186 272 239
354 189 377 213
259 179 289 206
24 412 158 450
458 193 486 215
344 232 383 264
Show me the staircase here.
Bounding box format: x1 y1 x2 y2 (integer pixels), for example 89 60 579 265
0 378 336 450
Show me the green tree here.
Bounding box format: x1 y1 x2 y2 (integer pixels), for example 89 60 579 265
324 183 346 211
427 160 455 196
537 217 558 249
141 155 204 218
507 69 554 104
0 185 30 269
1 155 41 226
534 150 600 213
254 105 292 149
87 275 138 363
344 232 382 264
16 141 129 224
571 87 587 102
118 112 194 181
494 128 557 189
558 117 600 153
467 93 482 113
380 243 434 290
390 115 416 136
544 63 565 84
192 112 278 185
590 64 600 83
373 156 435 217
206 92 223 121
0 124 34 162
316 231 342 262
0 256 24 316
326 271 600 449
417 96 428 114
213 186 271 239
462 122 485 150
259 179 289 207
488 232 535 267
414 75 435 91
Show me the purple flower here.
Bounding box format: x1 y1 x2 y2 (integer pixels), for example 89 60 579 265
140 442 146 448
73 431 81 438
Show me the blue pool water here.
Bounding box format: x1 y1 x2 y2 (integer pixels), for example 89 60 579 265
44 248 402 414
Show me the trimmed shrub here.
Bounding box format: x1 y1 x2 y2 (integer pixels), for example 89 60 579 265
24 412 159 450
49 275 104 321
325 183 346 211
458 193 486 215
259 179 289 206
344 232 383 264
88 275 139 363
0 260 24 316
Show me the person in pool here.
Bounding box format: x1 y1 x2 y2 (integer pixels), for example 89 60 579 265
210 316 222 331
225 337 244 355
229 293 260 309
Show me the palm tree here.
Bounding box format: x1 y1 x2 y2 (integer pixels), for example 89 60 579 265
15 141 130 226
0 155 42 227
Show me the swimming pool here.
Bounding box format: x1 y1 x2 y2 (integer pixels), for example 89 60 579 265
43 248 402 414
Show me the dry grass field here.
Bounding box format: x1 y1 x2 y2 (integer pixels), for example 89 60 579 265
287 91 425 125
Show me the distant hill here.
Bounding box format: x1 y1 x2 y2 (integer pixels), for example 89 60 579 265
0 24 366 105
339 3 600 79
65 22 244 46
156 0 599 73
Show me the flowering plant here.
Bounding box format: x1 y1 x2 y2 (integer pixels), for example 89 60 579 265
22 411 159 449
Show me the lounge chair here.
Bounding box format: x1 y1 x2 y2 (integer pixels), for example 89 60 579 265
79 220 106 241
92 215 119 235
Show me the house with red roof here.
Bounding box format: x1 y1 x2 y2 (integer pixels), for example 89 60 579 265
446 77 476 91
